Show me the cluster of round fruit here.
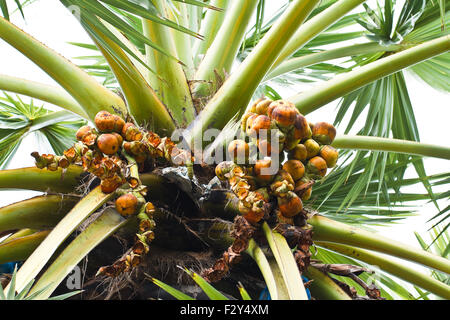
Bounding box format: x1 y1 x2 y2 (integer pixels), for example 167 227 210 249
31 110 182 276
31 111 192 194
215 98 339 225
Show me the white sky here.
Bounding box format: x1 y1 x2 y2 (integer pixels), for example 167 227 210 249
0 0 448 297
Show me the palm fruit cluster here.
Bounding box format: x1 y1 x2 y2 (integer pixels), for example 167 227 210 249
31 111 193 194
31 110 193 277
216 98 339 226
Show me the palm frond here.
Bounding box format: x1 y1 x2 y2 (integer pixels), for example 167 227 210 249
59 0 209 85
332 72 437 210
313 150 449 226
0 94 85 168
0 0 27 21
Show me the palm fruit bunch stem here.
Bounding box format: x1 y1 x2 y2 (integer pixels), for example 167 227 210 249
30 110 194 277
97 201 157 278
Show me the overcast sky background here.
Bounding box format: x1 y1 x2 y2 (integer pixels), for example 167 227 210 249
0 0 448 296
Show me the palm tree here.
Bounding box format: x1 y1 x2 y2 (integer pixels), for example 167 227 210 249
0 0 449 300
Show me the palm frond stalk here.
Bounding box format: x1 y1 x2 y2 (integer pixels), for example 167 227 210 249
0 74 88 118
0 16 127 120
316 241 450 299
291 35 450 114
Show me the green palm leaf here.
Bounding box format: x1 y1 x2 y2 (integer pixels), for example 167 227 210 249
0 94 85 168
0 0 26 21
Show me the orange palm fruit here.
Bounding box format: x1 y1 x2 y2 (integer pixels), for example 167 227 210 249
241 112 254 133
76 125 93 141
239 190 268 224
295 178 313 201
112 115 125 133
254 159 276 184
95 111 116 132
258 139 282 157
266 102 277 119
312 122 336 145
258 139 271 157
57 156 70 169
267 100 294 118
282 160 305 181
115 193 139 217
122 141 132 155
122 123 142 141
268 100 299 127
101 175 124 194
293 113 311 141
243 210 265 225
254 98 272 115
304 138 320 158
244 113 259 135
288 144 307 161
319 145 339 168
249 97 265 113
270 170 295 197
249 115 271 137
228 139 249 164
97 133 120 155
306 156 327 177
278 192 303 218
111 132 123 147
